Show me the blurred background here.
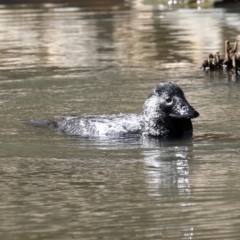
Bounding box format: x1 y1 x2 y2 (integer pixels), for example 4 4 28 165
0 0 239 73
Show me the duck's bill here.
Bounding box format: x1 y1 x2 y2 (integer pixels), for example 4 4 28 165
169 101 199 119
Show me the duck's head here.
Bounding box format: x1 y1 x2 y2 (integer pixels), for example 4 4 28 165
142 82 199 139
153 82 199 119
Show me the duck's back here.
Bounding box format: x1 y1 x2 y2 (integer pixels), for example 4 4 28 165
57 114 141 138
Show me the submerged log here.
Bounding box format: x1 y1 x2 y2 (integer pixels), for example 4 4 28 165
201 40 240 74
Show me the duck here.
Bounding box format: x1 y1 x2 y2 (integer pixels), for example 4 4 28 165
24 82 199 140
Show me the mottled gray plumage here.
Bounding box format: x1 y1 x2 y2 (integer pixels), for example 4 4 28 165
57 114 141 138
24 82 199 140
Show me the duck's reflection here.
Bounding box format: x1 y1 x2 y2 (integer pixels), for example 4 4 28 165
142 139 194 238
142 139 193 198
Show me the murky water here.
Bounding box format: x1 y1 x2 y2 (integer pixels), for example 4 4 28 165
1 1 240 239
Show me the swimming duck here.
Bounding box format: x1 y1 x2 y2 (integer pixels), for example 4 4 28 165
25 82 199 140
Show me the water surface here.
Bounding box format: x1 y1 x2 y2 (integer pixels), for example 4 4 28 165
0 2 240 240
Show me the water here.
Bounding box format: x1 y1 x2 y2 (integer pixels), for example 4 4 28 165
0 1 240 239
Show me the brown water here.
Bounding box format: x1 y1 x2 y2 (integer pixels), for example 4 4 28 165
1 1 240 240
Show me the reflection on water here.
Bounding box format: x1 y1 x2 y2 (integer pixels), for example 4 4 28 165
1 2 240 72
143 144 192 198
0 1 240 240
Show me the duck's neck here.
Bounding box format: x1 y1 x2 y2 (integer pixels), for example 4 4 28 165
163 117 193 139
141 100 193 140
141 98 167 138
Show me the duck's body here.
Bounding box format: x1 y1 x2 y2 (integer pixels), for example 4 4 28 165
25 82 199 141
57 114 141 138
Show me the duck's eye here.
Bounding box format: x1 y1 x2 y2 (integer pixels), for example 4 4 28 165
166 97 172 103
